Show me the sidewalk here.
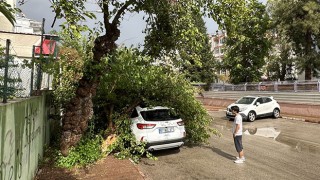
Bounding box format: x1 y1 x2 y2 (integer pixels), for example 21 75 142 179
35 155 146 180
78 156 146 180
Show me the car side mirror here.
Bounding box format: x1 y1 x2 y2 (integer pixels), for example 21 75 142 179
256 102 260 106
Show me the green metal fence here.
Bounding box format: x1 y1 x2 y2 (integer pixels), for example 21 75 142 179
0 39 49 103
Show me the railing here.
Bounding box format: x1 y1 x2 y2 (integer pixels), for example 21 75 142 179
210 80 320 92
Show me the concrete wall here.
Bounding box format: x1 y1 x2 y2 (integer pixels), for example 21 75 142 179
0 17 13 32
0 94 51 180
0 32 41 59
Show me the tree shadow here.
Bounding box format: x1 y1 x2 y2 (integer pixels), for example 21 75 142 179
185 143 235 160
202 145 235 160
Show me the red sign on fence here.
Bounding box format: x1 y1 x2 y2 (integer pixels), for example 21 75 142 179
34 39 56 55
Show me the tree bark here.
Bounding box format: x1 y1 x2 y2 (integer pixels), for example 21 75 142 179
280 62 286 81
60 25 120 156
305 30 312 80
60 78 96 156
107 105 115 132
305 66 312 80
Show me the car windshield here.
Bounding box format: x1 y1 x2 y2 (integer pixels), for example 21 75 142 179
235 97 256 104
141 109 180 121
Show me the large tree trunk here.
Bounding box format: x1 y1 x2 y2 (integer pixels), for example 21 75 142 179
60 25 120 156
305 30 312 80
106 105 115 133
305 66 312 80
280 63 286 81
60 78 96 156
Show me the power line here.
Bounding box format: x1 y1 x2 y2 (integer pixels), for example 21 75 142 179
0 38 8 42
9 46 18 56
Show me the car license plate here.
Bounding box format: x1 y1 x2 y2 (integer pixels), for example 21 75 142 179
159 127 174 134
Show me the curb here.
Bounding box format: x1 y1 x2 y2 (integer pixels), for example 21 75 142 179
129 158 147 179
281 115 320 124
281 116 305 122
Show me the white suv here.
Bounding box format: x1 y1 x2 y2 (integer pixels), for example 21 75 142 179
130 106 186 151
226 96 281 122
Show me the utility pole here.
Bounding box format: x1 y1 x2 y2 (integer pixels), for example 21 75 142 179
36 18 45 91
30 45 35 96
3 39 10 103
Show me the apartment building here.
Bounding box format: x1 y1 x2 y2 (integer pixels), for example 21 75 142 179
209 30 226 59
209 30 228 83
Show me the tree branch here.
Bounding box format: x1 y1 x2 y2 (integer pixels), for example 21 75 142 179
51 15 57 28
124 98 143 115
111 0 135 27
102 0 111 32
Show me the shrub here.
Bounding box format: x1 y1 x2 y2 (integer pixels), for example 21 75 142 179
56 134 103 168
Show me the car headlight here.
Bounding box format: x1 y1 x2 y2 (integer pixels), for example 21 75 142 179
240 107 247 112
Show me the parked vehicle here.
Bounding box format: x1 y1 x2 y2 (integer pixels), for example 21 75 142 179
226 96 281 122
130 106 186 151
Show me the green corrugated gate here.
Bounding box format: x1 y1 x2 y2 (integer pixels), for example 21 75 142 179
0 94 51 180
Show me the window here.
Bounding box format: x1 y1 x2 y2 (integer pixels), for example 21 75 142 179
140 109 180 121
220 38 225 44
256 98 263 104
130 109 139 118
214 39 219 46
214 48 220 54
264 98 272 103
236 97 255 104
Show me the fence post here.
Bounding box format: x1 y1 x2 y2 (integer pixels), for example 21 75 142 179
318 80 320 92
244 83 247 91
36 18 45 92
274 81 278 92
258 82 262 91
3 39 10 103
30 45 35 96
294 81 298 92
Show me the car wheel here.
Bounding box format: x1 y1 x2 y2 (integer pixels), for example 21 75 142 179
273 108 280 118
248 111 256 122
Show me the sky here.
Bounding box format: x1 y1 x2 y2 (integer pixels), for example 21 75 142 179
17 0 218 47
17 0 265 47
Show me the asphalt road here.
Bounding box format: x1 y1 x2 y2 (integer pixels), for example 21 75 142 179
138 111 320 180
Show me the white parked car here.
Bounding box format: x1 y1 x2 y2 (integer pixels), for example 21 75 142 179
130 106 186 151
226 96 281 122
